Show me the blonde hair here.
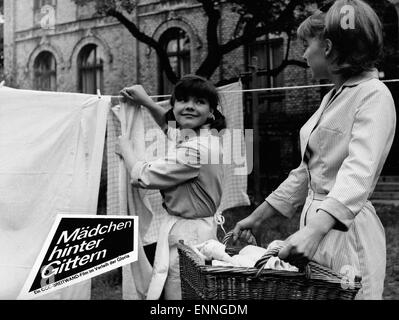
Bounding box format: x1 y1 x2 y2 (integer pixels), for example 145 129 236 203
297 0 383 77
297 9 326 40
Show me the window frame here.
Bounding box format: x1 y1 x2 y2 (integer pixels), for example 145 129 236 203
33 0 56 10
33 50 57 91
158 27 191 95
77 44 105 94
246 35 285 89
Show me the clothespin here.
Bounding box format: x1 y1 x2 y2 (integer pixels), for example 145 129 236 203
0 81 5 88
111 96 122 107
97 89 101 99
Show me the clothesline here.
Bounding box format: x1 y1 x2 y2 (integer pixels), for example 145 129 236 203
112 79 399 100
1 79 398 101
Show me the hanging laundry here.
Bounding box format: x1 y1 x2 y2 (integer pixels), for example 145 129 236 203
0 87 109 299
217 81 251 212
106 102 153 300
138 81 250 245
106 81 250 299
137 100 171 246
139 81 251 237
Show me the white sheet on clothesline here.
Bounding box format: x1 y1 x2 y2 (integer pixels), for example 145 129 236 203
0 87 109 299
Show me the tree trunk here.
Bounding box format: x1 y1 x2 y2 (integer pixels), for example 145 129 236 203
195 51 223 78
107 9 178 84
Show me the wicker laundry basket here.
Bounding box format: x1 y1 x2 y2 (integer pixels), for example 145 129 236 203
177 236 362 300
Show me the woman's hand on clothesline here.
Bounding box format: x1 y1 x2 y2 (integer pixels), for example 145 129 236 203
120 85 153 108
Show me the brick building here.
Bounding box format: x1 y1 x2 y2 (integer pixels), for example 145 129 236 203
2 1 330 94
2 0 399 196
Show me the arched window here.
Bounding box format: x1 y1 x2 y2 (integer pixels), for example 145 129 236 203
34 0 56 10
34 51 57 91
78 44 104 94
159 28 191 94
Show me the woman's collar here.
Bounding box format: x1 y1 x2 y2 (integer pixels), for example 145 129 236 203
342 68 379 88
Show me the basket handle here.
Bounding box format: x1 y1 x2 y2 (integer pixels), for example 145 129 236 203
223 231 301 274
222 231 285 277
220 232 361 286
254 246 363 285
252 244 286 277
223 233 302 277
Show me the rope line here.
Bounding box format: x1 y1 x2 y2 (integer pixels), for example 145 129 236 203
3 78 397 99
130 79 399 99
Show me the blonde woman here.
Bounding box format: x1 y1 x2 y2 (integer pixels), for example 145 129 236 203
233 0 396 299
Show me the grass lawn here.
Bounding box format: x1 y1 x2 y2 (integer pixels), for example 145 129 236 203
91 204 399 300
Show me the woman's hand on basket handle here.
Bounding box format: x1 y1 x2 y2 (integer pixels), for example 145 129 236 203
278 209 336 268
232 201 278 245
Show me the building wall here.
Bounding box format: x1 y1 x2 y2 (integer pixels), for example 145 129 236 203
135 0 244 95
15 0 34 32
4 0 137 95
218 2 245 82
4 0 317 97
7 1 398 194
283 36 321 116
3 0 14 83
2 0 320 193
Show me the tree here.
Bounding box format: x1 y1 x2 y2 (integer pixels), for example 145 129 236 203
72 0 327 84
366 0 399 79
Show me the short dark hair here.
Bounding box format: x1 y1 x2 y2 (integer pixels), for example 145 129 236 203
297 0 383 78
166 74 226 131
